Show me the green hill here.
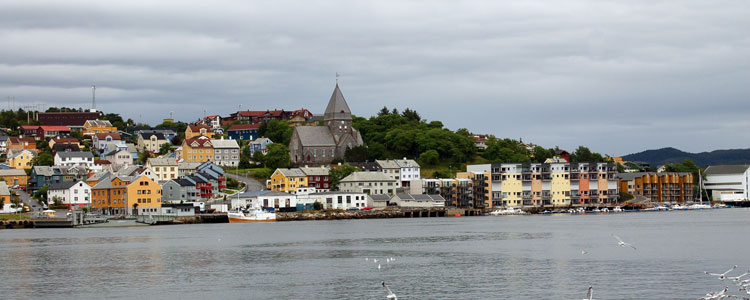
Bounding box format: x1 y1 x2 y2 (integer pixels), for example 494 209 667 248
622 147 750 167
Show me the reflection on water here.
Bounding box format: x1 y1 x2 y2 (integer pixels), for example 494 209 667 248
0 209 748 299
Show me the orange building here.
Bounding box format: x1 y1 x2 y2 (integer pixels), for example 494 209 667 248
618 172 694 203
82 120 117 136
7 137 37 153
91 177 128 215
185 125 214 139
181 136 214 163
0 169 28 187
126 175 162 215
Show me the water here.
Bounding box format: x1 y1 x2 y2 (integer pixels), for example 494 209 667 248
1 209 748 299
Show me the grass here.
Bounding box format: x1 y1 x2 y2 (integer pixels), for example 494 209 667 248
421 155 489 178
0 214 30 221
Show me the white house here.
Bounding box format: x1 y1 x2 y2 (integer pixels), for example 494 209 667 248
146 157 179 181
704 164 750 202
232 190 297 211
339 172 398 195
47 181 91 209
390 194 446 208
104 149 133 172
93 133 125 153
305 191 369 209
211 138 240 167
376 158 421 188
54 151 94 168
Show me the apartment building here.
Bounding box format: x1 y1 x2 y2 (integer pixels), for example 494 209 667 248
618 172 694 203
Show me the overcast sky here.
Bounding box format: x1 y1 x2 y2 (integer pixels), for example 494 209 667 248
1 0 748 156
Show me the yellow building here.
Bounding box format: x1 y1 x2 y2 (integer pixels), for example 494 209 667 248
500 166 522 207
91 176 129 215
267 168 308 192
185 125 215 139
8 149 35 170
126 175 162 215
0 182 10 207
0 169 28 187
49 138 82 150
82 120 117 136
181 136 214 163
550 163 571 207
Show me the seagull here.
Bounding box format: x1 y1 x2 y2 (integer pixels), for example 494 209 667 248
706 265 738 280
365 257 369 262
378 264 381 270
382 281 398 300
374 259 378 263
612 234 636 250
729 269 750 282
581 250 588 255
582 286 593 300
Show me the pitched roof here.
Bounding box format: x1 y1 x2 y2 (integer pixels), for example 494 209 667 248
341 172 395 182
300 166 329 176
0 169 27 176
53 143 81 152
148 157 178 166
324 84 352 121
227 123 260 131
48 181 79 190
250 137 273 145
369 194 392 201
139 132 166 140
56 151 94 159
184 136 212 148
276 168 306 177
52 138 79 144
0 182 9 196
237 110 287 118
86 120 113 127
7 149 35 159
188 124 211 131
173 178 196 187
95 132 121 140
294 126 335 146
210 139 239 149
704 165 750 175
39 125 71 131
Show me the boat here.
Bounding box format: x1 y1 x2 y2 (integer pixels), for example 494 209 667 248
590 208 601 213
600 208 610 213
228 207 276 222
613 206 623 213
490 207 527 216
689 204 711 209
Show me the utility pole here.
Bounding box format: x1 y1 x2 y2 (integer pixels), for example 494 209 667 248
92 85 96 110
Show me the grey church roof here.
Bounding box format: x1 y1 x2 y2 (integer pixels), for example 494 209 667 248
295 126 336 146
324 84 352 121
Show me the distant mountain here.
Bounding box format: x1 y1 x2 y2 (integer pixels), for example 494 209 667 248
622 147 750 167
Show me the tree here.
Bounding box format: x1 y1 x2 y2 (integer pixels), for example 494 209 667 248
378 106 390 116
32 153 54 166
419 150 439 166
312 201 323 210
258 120 293 145
344 145 368 162
252 151 266 166
35 185 49 204
52 196 63 207
264 143 290 169
532 146 554 163
138 151 150 164
239 155 252 169
401 108 421 122
158 143 172 155
329 164 360 190
570 146 605 163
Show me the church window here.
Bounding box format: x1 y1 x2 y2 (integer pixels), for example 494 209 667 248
322 149 326 157
314 149 317 157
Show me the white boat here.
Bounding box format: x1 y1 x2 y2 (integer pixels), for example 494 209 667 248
490 207 527 216
689 203 711 209
655 205 669 211
228 207 276 222
590 208 601 213
600 208 610 213
613 206 623 213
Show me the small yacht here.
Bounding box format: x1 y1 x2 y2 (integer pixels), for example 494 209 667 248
490 207 527 216
613 206 623 213
228 205 276 222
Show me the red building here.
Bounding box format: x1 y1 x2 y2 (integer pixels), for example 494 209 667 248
300 167 330 191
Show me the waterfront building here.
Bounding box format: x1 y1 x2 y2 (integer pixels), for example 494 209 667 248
54 151 94 169
91 176 129 215
289 84 364 165
92 133 124 153
422 178 476 207
28 166 87 191
185 124 214 139
466 162 618 208
82 120 116 136
0 169 28 187
704 164 749 202
146 157 179 181
618 172 694 203
268 168 308 192
7 149 35 170
376 159 421 188
126 175 162 215
369 194 392 208
180 136 214 163
46 181 91 209
0 182 10 212
299 166 330 191
390 194 446 208
232 190 297 211
339 172 397 195
161 178 199 203
305 191 368 210
210 138 240 167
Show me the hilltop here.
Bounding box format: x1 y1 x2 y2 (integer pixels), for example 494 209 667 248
622 147 750 167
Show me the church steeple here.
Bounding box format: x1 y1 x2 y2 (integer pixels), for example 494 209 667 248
324 83 352 122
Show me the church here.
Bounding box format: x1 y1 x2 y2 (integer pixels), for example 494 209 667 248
289 84 364 165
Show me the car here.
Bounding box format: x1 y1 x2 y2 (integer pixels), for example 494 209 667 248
347 207 360 211
361 207 373 210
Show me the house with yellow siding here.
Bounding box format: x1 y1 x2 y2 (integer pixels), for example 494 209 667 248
267 168 308 192
180 136 214 163
126 176 162 215
0 169 28 187
8 149 35 170
185 125 215 139
82 120 117 136
550 163 571 207
499 164 523 207
91 176 129 215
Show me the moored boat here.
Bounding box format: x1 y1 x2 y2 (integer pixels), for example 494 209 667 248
228 207 276 222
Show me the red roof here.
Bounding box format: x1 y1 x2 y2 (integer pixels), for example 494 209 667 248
473 136 488 142
21 125 38 130
53 138 79 143
291 109 312 117
39 125 71 131
184 136 213 148
188 124 211 131
95 132 121 140
238 110 286 118
95 160 111 164
227 123 260 131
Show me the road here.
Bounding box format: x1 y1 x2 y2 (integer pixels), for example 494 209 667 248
225 173 265 192
12 188 44 213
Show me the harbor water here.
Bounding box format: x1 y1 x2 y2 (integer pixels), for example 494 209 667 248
1 208 748 299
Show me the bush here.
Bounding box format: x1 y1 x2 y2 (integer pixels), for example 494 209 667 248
419 150 439 166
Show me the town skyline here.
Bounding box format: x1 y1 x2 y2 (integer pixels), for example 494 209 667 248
2 1 749 155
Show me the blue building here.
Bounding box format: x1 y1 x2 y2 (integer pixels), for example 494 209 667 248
226 124 259 141
249 137 273 155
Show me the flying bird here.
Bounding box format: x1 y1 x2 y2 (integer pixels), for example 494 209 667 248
728 269 750 282
382 281 398 300
582 286 593 300
612 234 637 250
705 265 738 280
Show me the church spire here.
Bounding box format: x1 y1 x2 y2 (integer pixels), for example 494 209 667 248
324 83 352 121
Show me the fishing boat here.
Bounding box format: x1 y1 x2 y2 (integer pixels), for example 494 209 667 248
490 207 527 215
228 206 276 222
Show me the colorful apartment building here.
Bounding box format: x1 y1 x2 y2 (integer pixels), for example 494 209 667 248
126 175 162 215
181 136 214 163
185 125 214 139
82 120 117 136
268 168 308 192
466 162 619 208
91 176 129 215
91 175 162 215
8 149 35 170
7 137 36 153
618 172 694 203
